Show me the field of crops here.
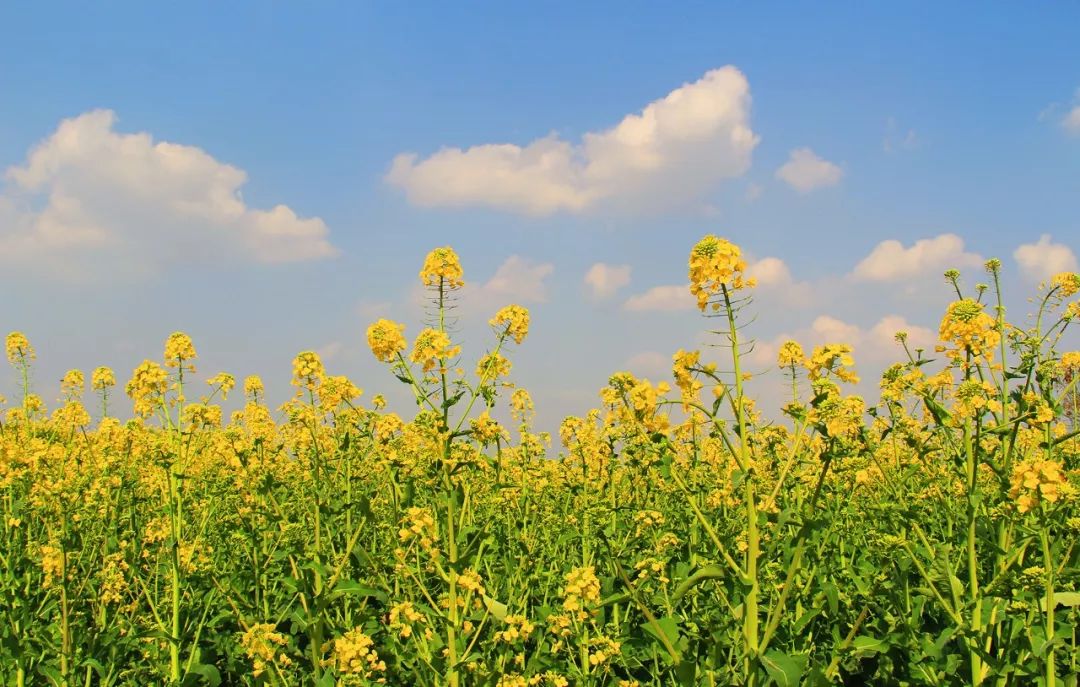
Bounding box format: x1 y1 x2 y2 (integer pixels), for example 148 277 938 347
1 235 1078 686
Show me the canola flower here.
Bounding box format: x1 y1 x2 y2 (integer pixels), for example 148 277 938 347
410 328 460 373
420 246 465 289
490 305 530 344
938 298 1001 361
688 234 754 311
367 319 408 363
5 331 34 364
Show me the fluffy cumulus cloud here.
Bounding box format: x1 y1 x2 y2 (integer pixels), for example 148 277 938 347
746 257 793 287
623 285 695 312
584 262 631 300
475 253 557 302
775 148 843 193
0 110 336 281
751 314 935 368
1065 106 1080 135
852 233 983 282
386 67 759 215
1014 235 1079 282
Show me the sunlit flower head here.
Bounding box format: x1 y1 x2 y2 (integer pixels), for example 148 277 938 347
207 372 236 398
806 344 859 384
419 246 465 289
1051 272 1080 298
410 328 460 373
243 375 265 400
490 305 530 344
91 366 116 391
5 332 34 365
777 340 805 369
164 332 197 369
367 319 407 363
126 360 168 417
938 299 1000 361
60 369 85 396
688 235 753 311
291 351 325 389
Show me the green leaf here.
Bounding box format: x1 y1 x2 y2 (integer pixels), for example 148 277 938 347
483 594 508 621
761 650 805 687
1041 591 1080 610
672 565 727 603
851 635 888 655
641 616 681 648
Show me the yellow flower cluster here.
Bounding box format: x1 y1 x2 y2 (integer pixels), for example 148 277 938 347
1009 458 1075 513
1051 271 1080 298
952 380 1002 420
491 305 530 344
470 411 505 445
125 360 168 417
367 319 408 363
329 628 386 681
5 331 34 364
61 369 85 396
457 568 486 596
806 344 859 384
688 234 754 311
420 246 465 288
672 349 703 408
91 366 116 391
496 615 536 644
40 544 64 588
510 388 534 423
1061 351 1080 372
562 566 600 619
938 299 1000 361
388 601 428 639
291 351 325 389
206 372 236 398
588 635 622 667
777 340 805 369
398 507 439 556
240 623 292 678
410 328 460 373
476 350 512 381
164 332 197 368
243 375 265 400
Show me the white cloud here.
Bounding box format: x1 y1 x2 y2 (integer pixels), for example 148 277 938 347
477 255 555 302
1014 234 1079 282
750 314 934 368
624 351 671 379
623 284 695 312
747 257 793 288
852 233 983 282
744 182 764 202
775 148 843 193
386 66 759 215
0 110 336 281
584 262 631 300
1064 106 1080 136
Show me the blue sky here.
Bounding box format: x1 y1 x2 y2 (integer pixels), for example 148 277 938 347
2 3 1079 432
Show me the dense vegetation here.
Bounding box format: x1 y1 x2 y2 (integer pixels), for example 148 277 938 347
1 236 1078 686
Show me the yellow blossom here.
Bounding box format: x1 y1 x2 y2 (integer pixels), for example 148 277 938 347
490 305 530 344
367 319 407 363
420 246 465 288
688 234 753 311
